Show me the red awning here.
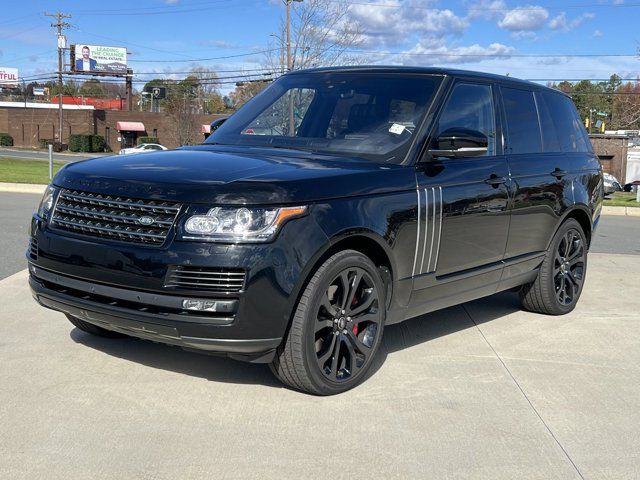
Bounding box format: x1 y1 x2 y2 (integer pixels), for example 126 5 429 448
201 124 211 134
116 121 145 132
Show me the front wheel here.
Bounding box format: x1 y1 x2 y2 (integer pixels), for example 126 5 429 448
271 250 386 395
520 219 588 315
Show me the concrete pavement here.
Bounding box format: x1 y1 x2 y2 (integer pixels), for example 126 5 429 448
0 252 638 479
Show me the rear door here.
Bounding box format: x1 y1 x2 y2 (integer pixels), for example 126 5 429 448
501 86 577 262
410 80 511 310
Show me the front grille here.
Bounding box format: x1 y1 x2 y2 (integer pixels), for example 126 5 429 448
165 266 246 293
51 189 181 246
29 237 38 260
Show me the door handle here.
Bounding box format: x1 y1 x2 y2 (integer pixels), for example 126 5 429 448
551 168 568 179
484 175 507 186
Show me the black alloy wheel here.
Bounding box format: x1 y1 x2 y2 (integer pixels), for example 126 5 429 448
271 250 386 395
314 266 381 382
553 228 586 306
520 218 588 315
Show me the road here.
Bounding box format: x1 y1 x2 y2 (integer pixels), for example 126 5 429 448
2 191 638 281
0 147 106 162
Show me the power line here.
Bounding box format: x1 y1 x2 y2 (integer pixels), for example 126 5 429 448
127 48 280 63
335 0 640 11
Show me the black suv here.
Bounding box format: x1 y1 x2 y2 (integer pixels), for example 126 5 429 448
28 67 602 395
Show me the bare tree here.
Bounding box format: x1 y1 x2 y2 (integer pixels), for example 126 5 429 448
612 81 640 129
265 0 364 71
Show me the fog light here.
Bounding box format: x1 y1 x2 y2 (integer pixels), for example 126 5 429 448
183 299 218 312
181 298 237 313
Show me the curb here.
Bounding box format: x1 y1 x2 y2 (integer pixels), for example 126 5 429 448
0 183 47 194
601 206 640 216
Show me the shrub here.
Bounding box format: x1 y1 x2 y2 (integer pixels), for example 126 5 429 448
137 136 159 145
0 133 13 147
90 135 105 152
68 134 92 152
38 139 53 149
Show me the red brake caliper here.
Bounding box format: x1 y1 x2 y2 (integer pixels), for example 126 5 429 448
351 294 359 336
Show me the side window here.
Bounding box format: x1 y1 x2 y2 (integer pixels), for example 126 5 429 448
541 91 592 153
535 92 561 152
243 88 316 136
433 82 496 156
502 87 542 155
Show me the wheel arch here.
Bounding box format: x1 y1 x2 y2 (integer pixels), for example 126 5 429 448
555 205 593 248
286 229 396 321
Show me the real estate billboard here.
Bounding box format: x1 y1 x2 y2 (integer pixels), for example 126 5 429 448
72 45 127 75
0 67 18 86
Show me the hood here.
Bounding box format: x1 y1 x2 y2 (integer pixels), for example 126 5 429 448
53 145 415 205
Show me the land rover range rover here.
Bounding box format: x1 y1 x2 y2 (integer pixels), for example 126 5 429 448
28 67 602 395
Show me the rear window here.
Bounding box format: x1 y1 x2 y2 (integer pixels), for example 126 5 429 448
540 91 592 153
501 87 542 155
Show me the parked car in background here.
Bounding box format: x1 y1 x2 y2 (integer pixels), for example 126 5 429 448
119 143 167 155
28 67 602 395
603 172 622 195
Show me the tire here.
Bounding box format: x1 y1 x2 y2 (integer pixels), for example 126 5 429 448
520 219 588 315
271 250 386 395
66 314 126 338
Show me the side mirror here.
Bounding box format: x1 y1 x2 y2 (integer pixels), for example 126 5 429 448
428 127 488 158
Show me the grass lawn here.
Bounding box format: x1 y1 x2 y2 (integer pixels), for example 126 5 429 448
0 157 65 184
604 191 640 207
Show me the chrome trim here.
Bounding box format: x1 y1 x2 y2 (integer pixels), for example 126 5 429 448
427 188 437 272
412 188 421 277
52 218 166 240
420 188 429 273
433 186 443 272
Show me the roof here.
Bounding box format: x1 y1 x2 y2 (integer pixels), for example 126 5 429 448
287 65 564 95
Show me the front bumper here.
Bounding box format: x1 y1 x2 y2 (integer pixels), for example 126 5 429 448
28 210 329 362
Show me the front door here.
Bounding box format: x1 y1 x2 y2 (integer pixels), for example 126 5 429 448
121 131 137 149
410 80 511 311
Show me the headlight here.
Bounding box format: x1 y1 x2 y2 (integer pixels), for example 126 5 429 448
182 205 307 243
37 185 57 219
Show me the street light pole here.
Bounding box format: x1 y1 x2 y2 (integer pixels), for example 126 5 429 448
284 0 302 135
45 11 71 146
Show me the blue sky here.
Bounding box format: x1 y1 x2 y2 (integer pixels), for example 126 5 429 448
1 0 637 93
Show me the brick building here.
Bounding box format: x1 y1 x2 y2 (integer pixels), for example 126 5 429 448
0 104 225 152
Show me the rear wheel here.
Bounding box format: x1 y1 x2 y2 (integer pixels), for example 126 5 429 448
271 250 385 395
520 219 588 315
66 314 126 338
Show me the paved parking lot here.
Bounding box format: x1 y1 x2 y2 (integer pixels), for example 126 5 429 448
1 193 639 479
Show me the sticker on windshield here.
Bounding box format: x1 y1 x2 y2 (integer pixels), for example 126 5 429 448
389 123 406 135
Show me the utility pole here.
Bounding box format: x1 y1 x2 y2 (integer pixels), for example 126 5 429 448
284 0 302 135
45 11 71 146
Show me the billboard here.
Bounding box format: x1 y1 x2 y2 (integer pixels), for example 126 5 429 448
72 44 127 74
0 67 18 86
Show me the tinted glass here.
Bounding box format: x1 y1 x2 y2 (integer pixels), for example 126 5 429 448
541 91 592 153
433 82 496 156
207 73 443 163
502 87 542 155
535 92 561 152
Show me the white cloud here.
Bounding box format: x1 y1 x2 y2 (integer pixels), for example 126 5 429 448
498 5 549 31
395 39 516 66
466 0 507 21
164 0 179 4
347 0 469 48
593 29 603 37
549 12 595 31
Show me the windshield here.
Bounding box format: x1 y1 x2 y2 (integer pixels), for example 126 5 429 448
206 72 443 163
